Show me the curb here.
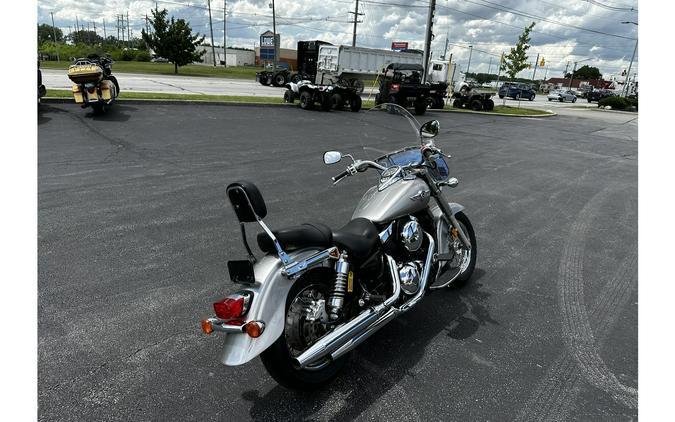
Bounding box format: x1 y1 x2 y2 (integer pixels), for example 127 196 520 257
41 97 557 117
436 107 557 118
41 97 294 108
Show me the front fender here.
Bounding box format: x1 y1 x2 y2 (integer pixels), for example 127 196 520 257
430 202 465 257
220 248 325 366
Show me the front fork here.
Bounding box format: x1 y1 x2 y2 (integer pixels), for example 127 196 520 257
425 172 471 249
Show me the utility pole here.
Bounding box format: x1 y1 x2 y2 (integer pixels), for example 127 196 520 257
76 15 79 33
564 61 570 78
620 21 638 97
422 0 436 84
127 11 131 47
103 19 107 41
271 0 278 69
87 22 91 44
93 21 97 40
50 12 60 61
487 56 492 75
568 61 577 89
466 45 473 76
223 0 227 67
349 0 363 47
531 53 539 82
207 0 217 66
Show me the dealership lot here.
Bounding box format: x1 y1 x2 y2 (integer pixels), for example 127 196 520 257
38 102 637 421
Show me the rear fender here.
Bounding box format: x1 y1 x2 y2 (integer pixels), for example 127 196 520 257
220 248 327 366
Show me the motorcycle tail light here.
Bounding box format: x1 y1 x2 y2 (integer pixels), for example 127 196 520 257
87 86 96 94
391 83 400 92
213 291 252 320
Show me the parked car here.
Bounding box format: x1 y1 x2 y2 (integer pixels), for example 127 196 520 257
587 89 614 103
498 82 536 101
547 90 577 102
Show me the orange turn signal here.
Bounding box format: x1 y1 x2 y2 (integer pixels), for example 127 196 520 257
201 319 214 335
244 321 265 338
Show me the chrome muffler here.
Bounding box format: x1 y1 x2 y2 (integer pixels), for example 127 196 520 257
292 255 401 369
293 234 435 369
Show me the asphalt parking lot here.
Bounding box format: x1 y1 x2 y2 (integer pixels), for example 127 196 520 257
38 102 637 421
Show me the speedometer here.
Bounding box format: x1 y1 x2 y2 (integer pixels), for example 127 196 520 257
378 166 403 191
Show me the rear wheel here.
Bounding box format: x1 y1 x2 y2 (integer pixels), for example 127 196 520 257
470 99 483 111
350 78 364 94
321 94 332 111
274 73 287 87
350 95 362 112
452 99 463 108
498 95 504 99
291 73 302 83
91 102 105 114
529 94 535 101
260 272 348 390
283 89 294 103
414 100 427 115
331 93 344 110
572 97 577 103
515 93 521 100
299 91 314 110
484 99 494 111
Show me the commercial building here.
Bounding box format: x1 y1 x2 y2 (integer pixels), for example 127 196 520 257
196 46 255 67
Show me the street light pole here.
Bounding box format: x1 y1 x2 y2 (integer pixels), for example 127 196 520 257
271 0 277 70
621 21 638 97
466 45 473 77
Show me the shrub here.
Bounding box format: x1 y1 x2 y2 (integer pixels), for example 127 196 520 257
598 96 637 111
134 50 151 62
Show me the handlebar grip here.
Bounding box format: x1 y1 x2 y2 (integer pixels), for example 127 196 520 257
332 169 350 183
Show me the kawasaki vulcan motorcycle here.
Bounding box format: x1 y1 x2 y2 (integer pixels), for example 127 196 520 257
200 103 477 390
67 54 119 114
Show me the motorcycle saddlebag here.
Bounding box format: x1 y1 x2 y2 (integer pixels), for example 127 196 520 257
100 79 115 100
68 64 103 84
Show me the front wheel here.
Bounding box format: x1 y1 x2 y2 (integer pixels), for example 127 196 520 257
434 211 477 288
350 95 362 112
299 91 313 110
283 89 294 103
260 271 348 390
414 100 427 115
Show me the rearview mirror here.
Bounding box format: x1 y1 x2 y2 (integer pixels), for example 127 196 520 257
323 151 342 165
420 120 440 138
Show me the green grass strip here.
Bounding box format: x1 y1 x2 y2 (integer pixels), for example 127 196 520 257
41 61 260 79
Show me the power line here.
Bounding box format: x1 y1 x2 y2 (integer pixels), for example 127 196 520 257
584 0 637 12
460 0 636 40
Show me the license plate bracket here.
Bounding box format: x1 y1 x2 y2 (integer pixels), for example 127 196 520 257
227 260 255 284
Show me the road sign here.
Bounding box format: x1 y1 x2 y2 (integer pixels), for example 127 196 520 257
391 42 408 51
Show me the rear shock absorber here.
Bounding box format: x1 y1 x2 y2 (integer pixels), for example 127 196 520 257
328 251 349 321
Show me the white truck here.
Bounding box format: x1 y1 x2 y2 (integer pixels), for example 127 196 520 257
316 45 449 93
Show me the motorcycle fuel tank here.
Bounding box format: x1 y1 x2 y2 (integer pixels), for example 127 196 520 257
352 178 430 224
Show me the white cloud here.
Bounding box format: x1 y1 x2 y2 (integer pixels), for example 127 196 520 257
38 0 638 75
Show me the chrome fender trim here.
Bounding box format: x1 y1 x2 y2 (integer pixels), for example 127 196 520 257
219 248 328 366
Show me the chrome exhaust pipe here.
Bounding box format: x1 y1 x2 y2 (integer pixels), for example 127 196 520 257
293 255 401 369
329 234 435 362
294 234 436 368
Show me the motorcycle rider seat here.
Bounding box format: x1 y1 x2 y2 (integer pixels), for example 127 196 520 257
257 222 333 254
332 218 379 260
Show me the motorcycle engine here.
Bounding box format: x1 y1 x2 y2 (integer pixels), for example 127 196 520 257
400 216 423 252
399 260 424 295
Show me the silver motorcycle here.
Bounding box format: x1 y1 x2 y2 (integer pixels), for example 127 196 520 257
200 103 477 390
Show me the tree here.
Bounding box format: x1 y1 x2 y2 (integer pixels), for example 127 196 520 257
68 30 104 45
565 65 602 80
501 22 536 80
142 7 205 74
38 23 63 44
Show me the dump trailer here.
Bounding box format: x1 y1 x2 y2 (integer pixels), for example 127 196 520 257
316 45 423 93
256 40 332 87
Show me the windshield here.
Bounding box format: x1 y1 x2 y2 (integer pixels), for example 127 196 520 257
355 103 450 182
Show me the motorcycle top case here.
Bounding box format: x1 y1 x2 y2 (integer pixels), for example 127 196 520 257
68 64 104 84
